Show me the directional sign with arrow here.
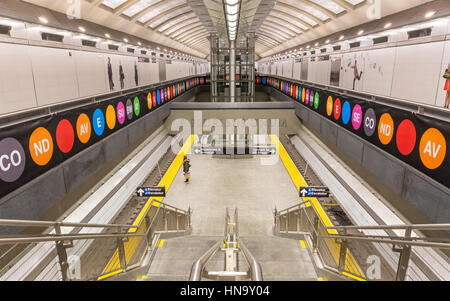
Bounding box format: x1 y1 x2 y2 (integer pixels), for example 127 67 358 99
299 186 330 198
136 186 166 197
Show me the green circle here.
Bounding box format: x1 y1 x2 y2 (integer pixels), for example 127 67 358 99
133 97 140 116
314 92 320 110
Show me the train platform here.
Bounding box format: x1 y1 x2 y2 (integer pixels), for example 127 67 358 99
0 0 449 288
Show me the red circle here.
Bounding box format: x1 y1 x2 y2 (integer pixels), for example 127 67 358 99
152 91 157 107
396 119 416 156
56 119 74 154
334 98 342 120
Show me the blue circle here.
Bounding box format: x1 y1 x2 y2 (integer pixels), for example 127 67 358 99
298 86 302 101
157 90 161 105
342 101 351 125
262 77 267 85
92 109 105 136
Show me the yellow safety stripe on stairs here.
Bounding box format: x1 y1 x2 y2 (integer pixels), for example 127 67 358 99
157 239 165 247
300 240 308 249
98 135 196 280
270 135 366 280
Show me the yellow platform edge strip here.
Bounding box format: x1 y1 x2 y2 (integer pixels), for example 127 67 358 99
98 135 196 280
269 135 366 280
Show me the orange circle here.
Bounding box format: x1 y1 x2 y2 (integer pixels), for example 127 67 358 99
326 96 333 116
147 93 152 109
419 128 446 170
378 113 394 145
301 88 306 103
106 105 116 130
76 113 91 144
29 127 54 166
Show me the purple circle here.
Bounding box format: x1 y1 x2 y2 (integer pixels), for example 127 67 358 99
363 108 377 137
126 99 133 120
117 102 125 125
0 137 26 183
352 105 363 130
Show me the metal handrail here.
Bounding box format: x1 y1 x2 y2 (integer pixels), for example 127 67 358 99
189 240 223 281
326 224 450 231
0 219 138 230
258 73 450 120
239 241 263 281
0 233 145 245
274 201 450 280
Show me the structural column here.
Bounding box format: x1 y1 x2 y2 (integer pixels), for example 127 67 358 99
230 39 236 103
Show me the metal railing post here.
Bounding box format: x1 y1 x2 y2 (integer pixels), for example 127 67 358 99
395 228 412 281
338 237 348 274
312 216 319 251
117 237 127 271
54 224 69 281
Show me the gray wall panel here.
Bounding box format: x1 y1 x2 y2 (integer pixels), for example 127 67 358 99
336 128 363 165
402 172 450 224
362 146 405 196
295 105 309 124
104 129 129 162
309 112 321 132
319 118 338 146
0 168 67 234
127 117 146 146
62 142 107 193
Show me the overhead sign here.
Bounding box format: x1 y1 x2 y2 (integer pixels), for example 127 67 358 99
136 186 165 197
299 186 330 198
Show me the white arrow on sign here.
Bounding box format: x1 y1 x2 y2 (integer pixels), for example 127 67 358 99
137 188 144 197
300 189 308 197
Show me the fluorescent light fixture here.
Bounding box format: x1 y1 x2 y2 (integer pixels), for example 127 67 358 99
39 17 48 24
105 33 111 38
314 42 319 46
228 14 238 22
225 0 239 4
425 11 436 18
226 5 239 15
137 42 142 46
357 30 364 35
339 35 344 40
78 26 86 32
384 22 392 29
325 39 329 44
123 38 128 42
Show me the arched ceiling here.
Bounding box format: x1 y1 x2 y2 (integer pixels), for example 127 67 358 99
21 0 436 59
22 0 215 57
252 0 434 57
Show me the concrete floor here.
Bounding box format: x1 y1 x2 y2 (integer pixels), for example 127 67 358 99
164 154 300 236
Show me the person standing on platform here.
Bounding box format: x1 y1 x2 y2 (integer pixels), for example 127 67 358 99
183 156 191 183
107 57 114 91
444 61 450 109
119 62 125 90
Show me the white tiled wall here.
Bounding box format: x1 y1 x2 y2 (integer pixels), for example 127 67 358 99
391 41 444 104
0 41 203 115
0 43 37 113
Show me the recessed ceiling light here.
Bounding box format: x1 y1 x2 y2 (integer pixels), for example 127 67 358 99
105 33 111 38
39 17 48 24
384 22 392 29
78 26 86 32
314 42 319 46
339 35 344 40
358 30 364 35
123 38 128 43
425 11 436 18
137 42 142 46
325 39 330 44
